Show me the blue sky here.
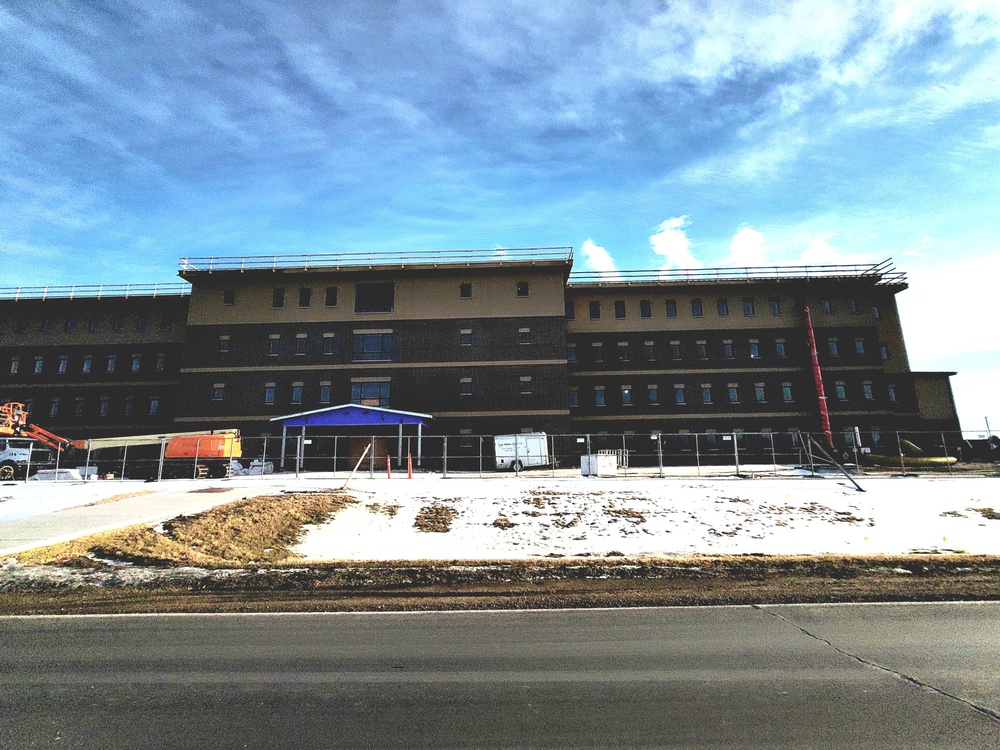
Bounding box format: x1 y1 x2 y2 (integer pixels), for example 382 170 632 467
2 0 999 431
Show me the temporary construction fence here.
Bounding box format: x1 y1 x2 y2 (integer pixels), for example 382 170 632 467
12 429 999 482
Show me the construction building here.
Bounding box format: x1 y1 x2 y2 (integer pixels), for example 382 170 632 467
0 249 958 454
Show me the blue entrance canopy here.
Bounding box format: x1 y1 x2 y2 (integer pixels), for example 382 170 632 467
271 403 432 428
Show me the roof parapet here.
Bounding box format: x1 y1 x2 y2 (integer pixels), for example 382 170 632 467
567 258 907 288
0 282 191 301
179 247 574 274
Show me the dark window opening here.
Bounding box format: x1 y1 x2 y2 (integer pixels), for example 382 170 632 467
354 333 393 361
355 283 395 313
325 287 338 307
460 282 472 299
298 288 311 308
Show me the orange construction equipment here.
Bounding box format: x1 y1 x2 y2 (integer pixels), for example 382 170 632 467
0 402 73 452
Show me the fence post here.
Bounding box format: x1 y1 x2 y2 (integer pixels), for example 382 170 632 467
25 442 33 483
193 438 201 480
368 436 375 479
261 437 268 479
622 434 628 477
157 438 166 482
121 444 128 480
695 433 701 476
514 435 520 476
941 431 952 474
657 433 663 477
331 436 336 477
443 436 448 478
732 432 740 476
806 433 815 474
479 436 483 478
853 427 863 475
54 443 61 481
295 436 302 479
896 432 906 474
550 434 556 476
769 432 777 475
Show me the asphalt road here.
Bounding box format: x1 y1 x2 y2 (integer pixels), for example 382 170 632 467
2 603 998 748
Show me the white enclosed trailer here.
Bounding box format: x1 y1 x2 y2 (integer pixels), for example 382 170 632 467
494 433 549 471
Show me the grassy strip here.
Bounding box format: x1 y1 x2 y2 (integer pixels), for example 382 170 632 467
14 491 356 568
2 562 999 615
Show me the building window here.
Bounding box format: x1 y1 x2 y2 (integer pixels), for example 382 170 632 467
862 382 874 400
880 344 889 361
223 289 236 306
887 385 897 402
219 336 231 353
821 299 832 314
49 398 60 417
352 380 390 406
153 353 164 372
691 298 703 317
728 384 740 403
58 356 68 374
323 334 336 355
594 386 605 407
701 385 713 404
755 383 766 403
75 397 85 417
268 335 281 356
460 377 473 396
461 329 473 347
518 327 533 345
264 384 276 405
319 382 332 403
516 281 529 298
847 298 859 313
618 342 630 362
648 385 659 405
665 299 677 317
123 396 133 416
137 317 149 332
39 319 51 333
674 385 686 405
696 341 707 359
565 301 575 319
769 297 781 316
520 376 533 395
113 317 123 331
460 282 473 299
131 355 141 372
872 305 880 320
148 397 159 416
566 344 576 362
639 299 652 318
298 288 311 308
272 288 285 308
291 382 303 403
355 282 395 312
213 383 225 401
295 335 308 355
828 338 839 357
835 381 847 401
160 315 173 330
82 355 92 374
716 298 729 317
614 300 626 319
782 383 793 402
670 341 681 360
568 387 579 407
743 298 755 316
644 341 655 361
100 397 110 417
855 337 866 355
589 301 601 319
621 385 632 406
88 318 101 332
749 339 760 358
592 342 604 362
9 356 18 375
34 357 43 374
354 333 393 361
775 339 786 358
723 340 734 359
65 319 78 333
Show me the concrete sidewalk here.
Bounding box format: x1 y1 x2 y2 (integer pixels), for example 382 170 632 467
0 485 258 557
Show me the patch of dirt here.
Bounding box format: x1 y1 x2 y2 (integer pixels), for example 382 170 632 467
970 507 1000 521
492 515 516 530
604 507 647 524
367 503 400 517
413 505 457 533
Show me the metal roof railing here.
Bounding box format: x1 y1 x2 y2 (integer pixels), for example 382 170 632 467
568 258 907 287
0 282 191 301
179 246 575 273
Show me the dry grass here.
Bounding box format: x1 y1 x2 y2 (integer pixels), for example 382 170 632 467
492 515 516 530
15 492 356 568
413 505 458 533
971 507 1000 521
604 507 647 524
366 503 400 517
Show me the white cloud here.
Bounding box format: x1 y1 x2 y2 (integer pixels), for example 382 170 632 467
580 239 621 279
725 225 768 266
650 216 701 270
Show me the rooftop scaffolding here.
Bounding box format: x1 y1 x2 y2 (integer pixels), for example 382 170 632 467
567 258 907 288
178 246 575 273
0 282 191 301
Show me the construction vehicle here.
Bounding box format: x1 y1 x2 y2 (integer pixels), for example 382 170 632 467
0 401 242 480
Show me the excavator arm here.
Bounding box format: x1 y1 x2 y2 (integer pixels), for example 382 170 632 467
0 402 73 452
